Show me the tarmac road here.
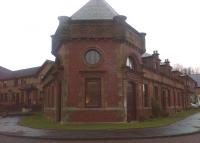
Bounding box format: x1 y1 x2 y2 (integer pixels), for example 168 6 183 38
2 113 200 139
1 113 200 142
1 133 200 143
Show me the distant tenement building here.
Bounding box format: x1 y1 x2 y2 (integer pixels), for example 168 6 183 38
0 60 53 112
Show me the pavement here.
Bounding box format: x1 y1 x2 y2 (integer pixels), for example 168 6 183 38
1 113 200 140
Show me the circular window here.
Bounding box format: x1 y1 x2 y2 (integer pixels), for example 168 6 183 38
85 49 101 65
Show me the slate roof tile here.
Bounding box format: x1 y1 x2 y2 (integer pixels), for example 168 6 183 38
191 74 200 87
71 0 118 20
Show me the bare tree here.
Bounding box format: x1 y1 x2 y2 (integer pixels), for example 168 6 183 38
173 64 200 75
173 64 185 73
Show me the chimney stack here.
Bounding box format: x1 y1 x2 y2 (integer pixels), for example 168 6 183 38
164 59 170 65
153 50 159 58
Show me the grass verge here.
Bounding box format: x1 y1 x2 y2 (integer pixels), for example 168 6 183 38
20 109 200 130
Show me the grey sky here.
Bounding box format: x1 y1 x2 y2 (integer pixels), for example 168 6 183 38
0 0 199 70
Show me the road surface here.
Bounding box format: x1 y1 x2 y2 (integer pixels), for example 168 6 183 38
1 133 200 143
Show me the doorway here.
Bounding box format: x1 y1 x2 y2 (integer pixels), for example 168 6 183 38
127 82 137 122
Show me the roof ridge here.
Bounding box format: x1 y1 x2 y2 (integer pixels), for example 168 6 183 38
191 73 200 75
0 66 12 71
12 66 41 72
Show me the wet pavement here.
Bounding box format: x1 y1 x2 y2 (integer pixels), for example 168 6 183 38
0 113 200 140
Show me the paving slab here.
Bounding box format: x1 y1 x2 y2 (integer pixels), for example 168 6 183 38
0 113 200 140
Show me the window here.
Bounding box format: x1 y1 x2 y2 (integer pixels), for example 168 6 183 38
21 79 26 85
47 87 50 107
85 49 101 65
1 94 3 102
154 86 159 101
154 63 158 70
5 93 7 102
21 92 24 103
173 91 176 107
143 84 149 107
85 78 101 107
14 79 18 86
167 89 171 107
3 81 7 88
11 93 15 102
178 92 181 106
126 57 134 70
161 89 167 108
16 93 19 104
51 85 55 107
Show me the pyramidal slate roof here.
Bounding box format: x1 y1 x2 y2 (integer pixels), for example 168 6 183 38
71 0 119 20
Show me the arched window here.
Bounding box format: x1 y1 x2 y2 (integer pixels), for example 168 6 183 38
126 56 134 70
143 84 149 107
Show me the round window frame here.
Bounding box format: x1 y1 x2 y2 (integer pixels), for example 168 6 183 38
84 48 103 67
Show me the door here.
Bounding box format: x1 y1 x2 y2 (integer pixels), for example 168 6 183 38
127 82 137 122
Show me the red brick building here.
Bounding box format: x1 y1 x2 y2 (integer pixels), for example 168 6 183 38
0 60 53 112
42 0 196 122
142 52 196 118
0 0 196 122
191 74 200 104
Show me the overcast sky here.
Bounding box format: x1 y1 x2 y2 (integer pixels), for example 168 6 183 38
0 0 199 70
